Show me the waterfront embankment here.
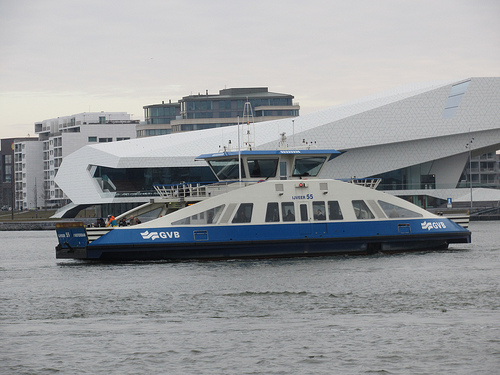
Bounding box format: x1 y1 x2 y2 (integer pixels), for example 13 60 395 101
0 221 58 231
0 210 95 231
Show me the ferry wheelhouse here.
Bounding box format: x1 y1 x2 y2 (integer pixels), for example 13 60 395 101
55 146 470 261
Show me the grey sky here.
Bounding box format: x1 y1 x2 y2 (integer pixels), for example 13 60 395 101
1 0 499 138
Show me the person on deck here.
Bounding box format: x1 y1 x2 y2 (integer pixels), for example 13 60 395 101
129 215 141 225
106 215 117 227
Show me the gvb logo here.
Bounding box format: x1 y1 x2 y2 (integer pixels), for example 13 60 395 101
421 221 447 231
141 231 160 240
140 230 180 241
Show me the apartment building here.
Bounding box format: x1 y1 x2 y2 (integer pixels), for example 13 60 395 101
139 87 299 137
32 112 138 209
464 152 500 188
13 139 44 211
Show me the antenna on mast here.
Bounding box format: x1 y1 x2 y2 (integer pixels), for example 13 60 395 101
242 97 254 150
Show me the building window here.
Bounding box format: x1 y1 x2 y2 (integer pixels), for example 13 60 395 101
443 80 471 119
88 136 97 142
99 138 113 143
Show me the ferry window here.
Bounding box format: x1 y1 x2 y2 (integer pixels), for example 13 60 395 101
279 161 287 180
172 204 225 225
313 201 326 221
219 203 237 223
352 200 375 220
328 201 343 220
208 158 246 180
207 205 225 223
282 202 295 222
172 216 190 225
300 204 308 221
232 203 253 223
265 202 280 222
378 201 423 218
247 158 278 178
292 157 327 177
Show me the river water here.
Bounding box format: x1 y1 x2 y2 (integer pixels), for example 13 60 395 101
1 221 499 374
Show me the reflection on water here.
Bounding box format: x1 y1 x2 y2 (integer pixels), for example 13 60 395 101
0 222 498 374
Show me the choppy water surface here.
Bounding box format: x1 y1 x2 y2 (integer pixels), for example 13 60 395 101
1 222 499 374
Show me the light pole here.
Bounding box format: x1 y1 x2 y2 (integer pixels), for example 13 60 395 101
11 141 14 220
466 137 474 211
11 159 14 220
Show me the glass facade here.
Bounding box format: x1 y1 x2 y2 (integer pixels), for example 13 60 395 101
92 165 215 196
371 153 500 192
2 154 12 182
180 123 236 131
143 88 299 136
137 129 171 137
369 161 437 191
143 104 180 125
255 109 299 117
182 97 294 120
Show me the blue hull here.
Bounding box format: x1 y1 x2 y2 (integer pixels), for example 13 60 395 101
56 219 471 261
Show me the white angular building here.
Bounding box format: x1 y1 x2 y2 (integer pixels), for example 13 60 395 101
54 78 500 217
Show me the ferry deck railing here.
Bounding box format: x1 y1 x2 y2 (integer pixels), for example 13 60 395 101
153 181 257 201
347 178 382 189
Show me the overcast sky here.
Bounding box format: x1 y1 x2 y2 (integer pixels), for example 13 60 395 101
1 0 499 139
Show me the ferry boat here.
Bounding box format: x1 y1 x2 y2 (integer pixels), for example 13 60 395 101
55 141 471 261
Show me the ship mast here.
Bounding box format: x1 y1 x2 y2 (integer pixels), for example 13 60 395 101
242 97 255 151
238 98 255 183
